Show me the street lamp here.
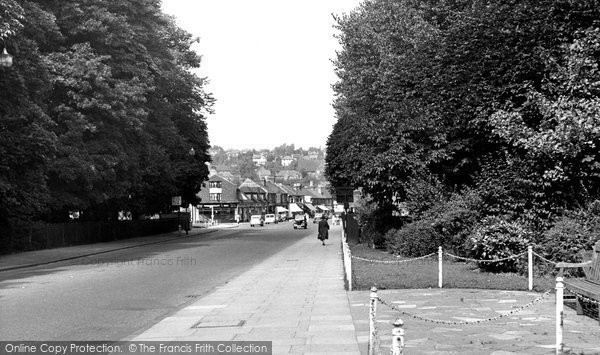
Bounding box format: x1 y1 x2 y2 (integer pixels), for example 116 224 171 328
0 45 13 68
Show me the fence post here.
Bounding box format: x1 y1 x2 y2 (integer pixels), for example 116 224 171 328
555 276 564 355
528 246 533 291
368 286 378 355
348 247 353 291
438 246 443 288
391 318 405 355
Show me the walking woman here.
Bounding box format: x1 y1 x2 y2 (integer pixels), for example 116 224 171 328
318 215 329 245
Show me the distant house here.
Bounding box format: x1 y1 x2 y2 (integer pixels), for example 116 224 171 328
226 149 240 159
252 154 267 166
281 155 293 167
312 186 333 209
276 170 302 181
238 178 269 220
257 167 272 180
208 147 221 157
278 184 304 217
297 159 325 178
307 150 320 160
262 180 288 213
193 174 239 225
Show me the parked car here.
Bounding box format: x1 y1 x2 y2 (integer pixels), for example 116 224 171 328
250 215 264 227
264 214 276 224
293 214 307 229
313 212 323 223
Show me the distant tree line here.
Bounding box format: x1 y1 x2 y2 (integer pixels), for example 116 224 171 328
0 0 212 237
326 0 600 266
210 144 325 179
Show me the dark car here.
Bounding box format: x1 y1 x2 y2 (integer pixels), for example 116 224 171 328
293 214 307 229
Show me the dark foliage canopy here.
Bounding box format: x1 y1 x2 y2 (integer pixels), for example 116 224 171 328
326 0 600 219
0 0 213 227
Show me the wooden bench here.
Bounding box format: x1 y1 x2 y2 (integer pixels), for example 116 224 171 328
556 240 600 324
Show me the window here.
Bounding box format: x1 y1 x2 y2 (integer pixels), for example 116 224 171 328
209 181 222 188
209 193 222 201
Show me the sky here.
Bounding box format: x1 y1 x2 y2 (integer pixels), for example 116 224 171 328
160 0 363 150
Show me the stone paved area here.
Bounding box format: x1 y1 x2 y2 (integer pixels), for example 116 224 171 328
130 225 362 354
348 288 600 354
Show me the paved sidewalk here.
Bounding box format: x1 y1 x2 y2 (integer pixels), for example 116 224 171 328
349 288 600 354
130 225 362 354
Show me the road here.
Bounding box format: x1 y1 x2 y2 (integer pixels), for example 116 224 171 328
0 221 315 340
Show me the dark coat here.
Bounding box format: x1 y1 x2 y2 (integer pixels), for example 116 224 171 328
318 219 330 240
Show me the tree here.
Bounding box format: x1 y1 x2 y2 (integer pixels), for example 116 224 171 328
489 27 600 213
326 0 600 213
1 0 214 231
0 1 58 231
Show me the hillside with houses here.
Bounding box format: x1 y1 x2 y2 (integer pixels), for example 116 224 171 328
190 145 339 225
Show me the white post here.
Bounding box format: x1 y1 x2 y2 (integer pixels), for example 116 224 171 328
391 318 405 355
368 287 378 355
528 246 533 291
348 247 353 291
556 276 564 355
438 246 443 288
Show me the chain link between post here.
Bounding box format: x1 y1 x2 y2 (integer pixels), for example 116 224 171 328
531 251 558 265
443 251 527 263
376 290 553 325
352 253 436 264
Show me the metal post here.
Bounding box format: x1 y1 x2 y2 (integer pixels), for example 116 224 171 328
556 276 564 355
528 246 533 290
368 287 378 355
438 246 443 288
391 318 405 355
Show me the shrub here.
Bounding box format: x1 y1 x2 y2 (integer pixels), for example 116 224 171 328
466 216 532 273
534 212 600 270
424 189 482 254
384 188 482 257
354 194 403 248
384 219 442 256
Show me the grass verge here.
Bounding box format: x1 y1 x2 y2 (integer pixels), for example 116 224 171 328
350 243 555 292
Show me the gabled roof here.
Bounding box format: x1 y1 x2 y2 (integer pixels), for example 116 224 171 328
197 174 238 203
239 178 268 194
278 183 301 196
264 180 287 194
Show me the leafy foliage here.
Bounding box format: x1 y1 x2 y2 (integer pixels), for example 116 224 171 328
466 217 532 273
326 0 600 272
0 0 213 240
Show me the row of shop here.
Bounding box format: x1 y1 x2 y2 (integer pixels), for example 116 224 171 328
189 175 335 225
189 202 335 225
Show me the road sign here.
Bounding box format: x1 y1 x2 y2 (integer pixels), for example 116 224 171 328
336 186 354 203
171 196 182 206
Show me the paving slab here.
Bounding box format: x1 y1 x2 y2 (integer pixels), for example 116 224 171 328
130 225 362 353
348 288 600 354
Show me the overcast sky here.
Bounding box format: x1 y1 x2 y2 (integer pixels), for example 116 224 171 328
160 0 363 150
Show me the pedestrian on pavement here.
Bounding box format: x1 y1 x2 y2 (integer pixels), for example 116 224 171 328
318 216 329 246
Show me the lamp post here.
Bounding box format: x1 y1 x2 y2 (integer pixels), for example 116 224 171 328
0 39 13 68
